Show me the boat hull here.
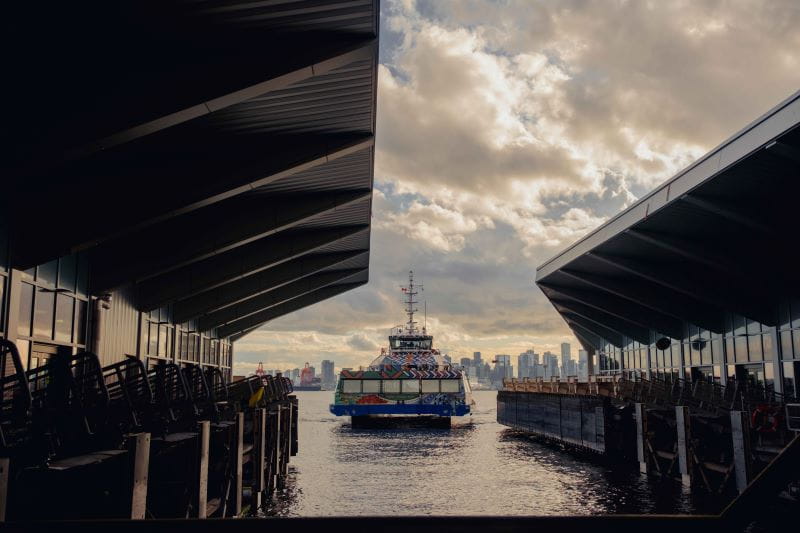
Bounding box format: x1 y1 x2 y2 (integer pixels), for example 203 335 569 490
330 403 470 417
351 415 451 429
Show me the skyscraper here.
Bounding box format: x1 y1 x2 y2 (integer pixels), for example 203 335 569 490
321 359 335 389
473 352 482 366
517 349 536 379
560 342 571 376
578 349 589 380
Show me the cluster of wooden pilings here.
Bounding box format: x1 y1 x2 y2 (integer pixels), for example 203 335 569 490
0 339 297 522
500 375 797 495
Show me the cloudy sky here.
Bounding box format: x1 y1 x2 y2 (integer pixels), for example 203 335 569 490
233 0 800 375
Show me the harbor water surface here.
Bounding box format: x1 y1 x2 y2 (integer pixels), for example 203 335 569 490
268 391 726 516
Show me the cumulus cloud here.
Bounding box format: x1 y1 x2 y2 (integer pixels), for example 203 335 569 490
238 0 800 373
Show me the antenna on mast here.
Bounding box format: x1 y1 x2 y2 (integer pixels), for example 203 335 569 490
400 270 420 334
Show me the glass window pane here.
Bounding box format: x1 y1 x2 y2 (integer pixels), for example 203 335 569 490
783 362 797 398
779 302 791 331
746 319 762 335
36 261 57 288
76 254 88 298
401 380 420 393
57 255 77 292
733 315 747 336
793 331 800 363
792 299 800 329
342 380 361 393
362 380 380 393
441 380 460 393
0 277 5 327
54 294 73 342
33 289 54 339
382 379 401 393
762 333 774 361
158 325 167 357
711 339 722 365
15 339 29 371
748 335 763 362
148 323 158 355
734 336 748 363
420 380 439 393
75 300 87 345
781 330 793 360
18 283 33 337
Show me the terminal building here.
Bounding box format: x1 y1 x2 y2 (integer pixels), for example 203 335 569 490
535 90 800 398
1 1 378 381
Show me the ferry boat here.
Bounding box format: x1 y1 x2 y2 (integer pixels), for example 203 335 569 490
329 271 474 428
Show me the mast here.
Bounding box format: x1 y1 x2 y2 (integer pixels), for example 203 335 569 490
401 270 421 334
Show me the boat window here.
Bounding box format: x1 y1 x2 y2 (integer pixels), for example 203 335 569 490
342 380 361 393
382 379 401 393
362 380 381 393
420 380 440 393
440 380 460 393
401 380 420 393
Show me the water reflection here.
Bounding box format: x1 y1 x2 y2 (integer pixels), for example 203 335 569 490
266 391 725 517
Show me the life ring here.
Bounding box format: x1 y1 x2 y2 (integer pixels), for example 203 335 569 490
751 404 781 433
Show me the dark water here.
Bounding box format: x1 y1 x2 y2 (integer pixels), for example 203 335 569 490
268 391 727 516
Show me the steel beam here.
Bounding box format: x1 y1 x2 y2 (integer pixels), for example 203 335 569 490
625 228 749 280
136 225 368 311
550 297 651 345
90 189 370 291
219 281 365 338
557 268 723 333
173 250 367 323
539 281 683 339
588 251 775 326
679 196 770 235
199 268 366 331
11 133 374 270
566 318 622 349
557 306 628 347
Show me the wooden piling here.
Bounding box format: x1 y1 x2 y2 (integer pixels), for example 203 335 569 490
676 406 692 487
128 433 150 520
233 412 244 517
194 421 210 519
730 410 751 494
252 408 266 511
635 403 648 474
290 396 299 456
0 458 9 522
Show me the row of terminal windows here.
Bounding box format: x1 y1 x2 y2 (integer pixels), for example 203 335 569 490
341 379 461 394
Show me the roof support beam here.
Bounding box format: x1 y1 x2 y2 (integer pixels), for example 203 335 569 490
173 250 367 323
588 252 775 326
679 196 770 235
136 225 368 311
548 297 651 344
539 281 683 339
557 268 723 333
219 281 366 339
561 314 624 348
199 268 366 331
625 228 749 280
11 133 374 270
90 189 370 291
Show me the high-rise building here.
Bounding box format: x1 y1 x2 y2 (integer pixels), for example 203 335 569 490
578 349 589 380
321 359 335 389
543 351 558 379
517 349 536 379
560 342 571 376
473 352 482 366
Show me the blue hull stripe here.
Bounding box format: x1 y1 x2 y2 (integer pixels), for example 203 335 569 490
330 404 470 417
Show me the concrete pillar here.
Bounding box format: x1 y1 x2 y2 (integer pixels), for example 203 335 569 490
635 403 648 474
676 406 692 487
128 432 150 520
768 326 783 394
731 410 752 494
